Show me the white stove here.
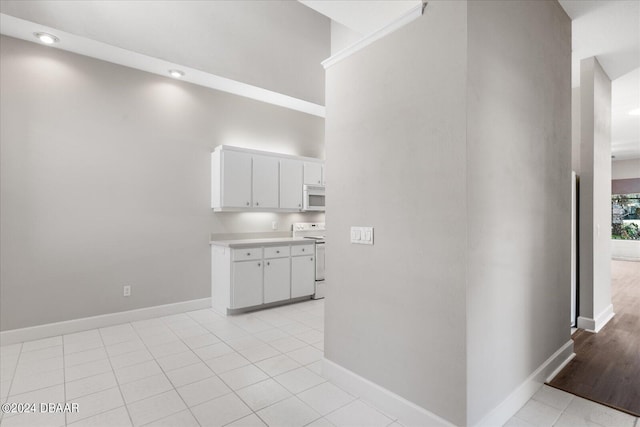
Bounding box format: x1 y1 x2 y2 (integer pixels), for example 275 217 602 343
292 223 325 299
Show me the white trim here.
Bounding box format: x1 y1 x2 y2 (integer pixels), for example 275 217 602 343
0 14 325 118
474 340 574 427
0 298 211 345
322 358 456 427
612 256 640 262
577 304 614 333
321 3 425 70
213 145 324 163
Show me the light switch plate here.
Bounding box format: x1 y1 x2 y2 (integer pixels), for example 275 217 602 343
351 226 374 245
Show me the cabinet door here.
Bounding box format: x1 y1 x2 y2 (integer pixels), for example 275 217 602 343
264 257 290 304
280 159 303 210
253 155 279 209
222 151 252 208
232 260 263 308
291 255 315 298
303 162 322 186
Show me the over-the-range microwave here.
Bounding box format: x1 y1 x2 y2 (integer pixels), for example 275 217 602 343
303 185 325 211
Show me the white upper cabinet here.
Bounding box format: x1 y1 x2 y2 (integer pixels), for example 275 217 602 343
252 155 279 209
280 159 303 210
217 150 252 209
212 146 323 212
304 162 323 186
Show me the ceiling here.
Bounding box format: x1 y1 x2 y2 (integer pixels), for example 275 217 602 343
0 0 638 159
558 0 640 160
300 0 420 35
301 0 640 160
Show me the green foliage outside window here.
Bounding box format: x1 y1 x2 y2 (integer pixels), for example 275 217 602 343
612 193 640 240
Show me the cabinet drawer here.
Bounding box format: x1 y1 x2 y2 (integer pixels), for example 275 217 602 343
264 246 290 259
291 244 314 256
232 248 262 261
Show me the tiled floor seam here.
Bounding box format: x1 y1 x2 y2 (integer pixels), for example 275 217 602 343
298 393 359 426
128 320 202 426
163 319 277 427
184 307 324 427
0 342 23 425
61 334 68 426
98 324 136 427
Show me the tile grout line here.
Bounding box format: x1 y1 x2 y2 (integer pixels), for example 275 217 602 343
97 324 135 427
165 310 274 426
1 302 326 427
0 342 24 424
186 307 325 427
129 317 204 427
61 335 68 427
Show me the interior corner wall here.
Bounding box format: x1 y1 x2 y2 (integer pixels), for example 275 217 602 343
0 35 324 331
324 2 468 425
330 20 362 55
578 57 612 325
465 1 572 424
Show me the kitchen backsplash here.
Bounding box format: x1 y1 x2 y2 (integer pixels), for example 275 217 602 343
210 211 324 240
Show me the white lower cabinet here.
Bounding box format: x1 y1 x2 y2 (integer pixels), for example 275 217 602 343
212 242 315 314
232 259 263 309
264 257 290 303
291 254 315 298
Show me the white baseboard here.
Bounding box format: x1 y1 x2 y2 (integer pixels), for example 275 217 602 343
322 358 457 427
473 339 575 427
0 298 211 345
577 304 614 333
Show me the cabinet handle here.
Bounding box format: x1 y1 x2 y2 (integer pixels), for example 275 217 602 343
247 252 251 256
311 257 313 261
246 202 250 206
267 262 270 266
256 202 259 206
298 204 301 207
276 250 280 253
301 248 305 252
258 263 261 267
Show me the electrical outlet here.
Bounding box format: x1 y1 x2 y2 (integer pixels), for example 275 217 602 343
123 285 131 297
272 221 278 230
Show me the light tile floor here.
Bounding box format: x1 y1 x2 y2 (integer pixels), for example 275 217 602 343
504 384 639 427
0 299 637 427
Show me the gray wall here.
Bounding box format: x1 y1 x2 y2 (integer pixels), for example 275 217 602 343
325 1 571 425
612 158 640 180
465 1 572 424
325 2 469 425
0 35 324 331
0 0 330 105
579 57 612 323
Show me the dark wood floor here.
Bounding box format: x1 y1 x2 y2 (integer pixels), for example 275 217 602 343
548 260 640 416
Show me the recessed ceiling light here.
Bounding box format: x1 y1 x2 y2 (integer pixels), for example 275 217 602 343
629 108 640 116
34 32 59 45
168 69 185 79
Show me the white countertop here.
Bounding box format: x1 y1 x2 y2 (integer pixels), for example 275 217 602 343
209 237 313 248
